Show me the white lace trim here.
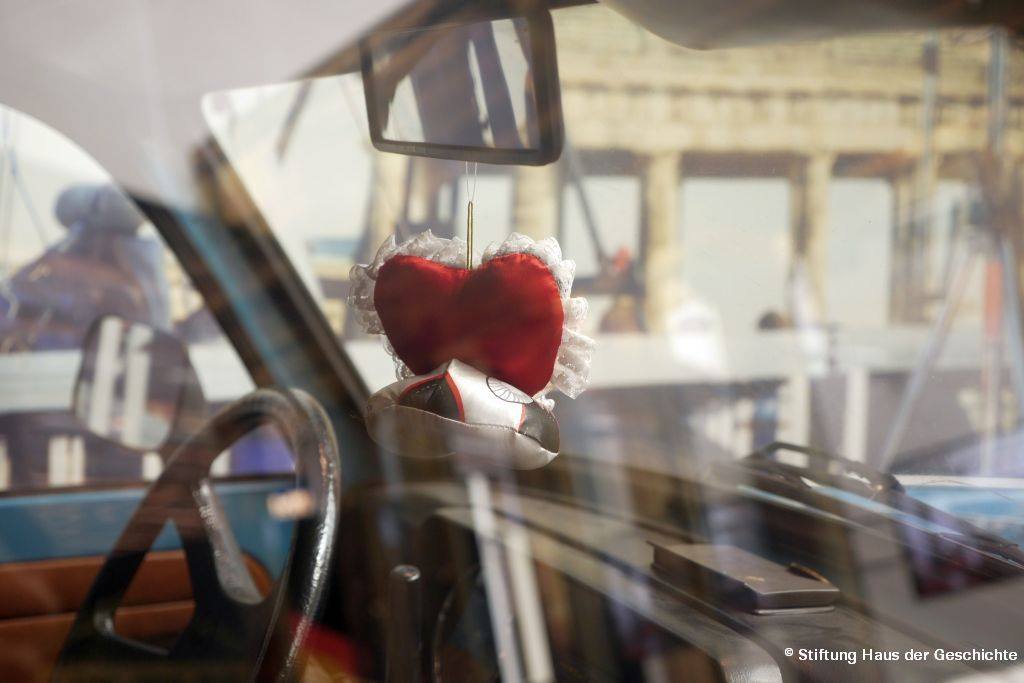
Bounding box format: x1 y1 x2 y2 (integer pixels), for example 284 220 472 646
348 231 595 403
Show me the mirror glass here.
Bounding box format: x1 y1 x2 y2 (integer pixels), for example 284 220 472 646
364 14 561 163
73 316 190 451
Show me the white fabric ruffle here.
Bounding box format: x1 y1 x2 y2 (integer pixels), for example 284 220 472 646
348 231 595 406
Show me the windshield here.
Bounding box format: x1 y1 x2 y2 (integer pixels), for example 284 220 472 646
208 5 1024 487
5 1 1024 681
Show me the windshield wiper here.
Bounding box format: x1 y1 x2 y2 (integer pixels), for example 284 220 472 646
740 442 1024 567
745 441 904 496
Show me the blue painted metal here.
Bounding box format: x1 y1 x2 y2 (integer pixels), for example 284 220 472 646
0 479 295 576
742 481 1024 544
906 485 1024 546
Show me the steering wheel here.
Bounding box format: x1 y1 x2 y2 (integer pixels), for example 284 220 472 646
52 388 341 682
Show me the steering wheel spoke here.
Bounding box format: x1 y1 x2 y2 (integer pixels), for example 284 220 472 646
53 389 341 682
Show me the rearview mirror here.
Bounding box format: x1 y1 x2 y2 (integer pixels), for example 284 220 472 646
73 316 195 452
361 9 563 165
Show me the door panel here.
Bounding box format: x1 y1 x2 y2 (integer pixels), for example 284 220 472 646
0 550 271 682
0 479 289 682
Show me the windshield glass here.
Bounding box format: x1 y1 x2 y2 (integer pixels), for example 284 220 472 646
207 5 1024 492
8 1 1024 681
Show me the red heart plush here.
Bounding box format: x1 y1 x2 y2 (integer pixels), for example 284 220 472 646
374 253 564 395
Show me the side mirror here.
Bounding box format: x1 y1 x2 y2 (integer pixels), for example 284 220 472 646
361 9 563 165
73 316 199 452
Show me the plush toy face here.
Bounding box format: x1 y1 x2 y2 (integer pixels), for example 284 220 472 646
364 359 560 469
374 253 564 396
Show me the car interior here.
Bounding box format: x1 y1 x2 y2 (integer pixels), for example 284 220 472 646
0 0 1023 681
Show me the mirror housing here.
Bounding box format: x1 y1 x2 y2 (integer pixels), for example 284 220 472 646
72 316 202 452
361 7 563 165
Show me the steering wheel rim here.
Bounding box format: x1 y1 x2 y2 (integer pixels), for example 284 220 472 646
52 388 341 682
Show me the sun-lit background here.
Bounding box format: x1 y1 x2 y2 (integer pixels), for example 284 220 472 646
0 2 1022 491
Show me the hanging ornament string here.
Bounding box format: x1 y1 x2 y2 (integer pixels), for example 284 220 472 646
464 161 478 268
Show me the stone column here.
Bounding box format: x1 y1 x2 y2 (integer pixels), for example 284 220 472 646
512 164 560 240
369 152 409 251
789 153 834 322
911 151 938 319
1016 159 1024 222
1012 158 1024 294
888 153 938 323
888 168 914 323
404 159 433 228
642 152 682 333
